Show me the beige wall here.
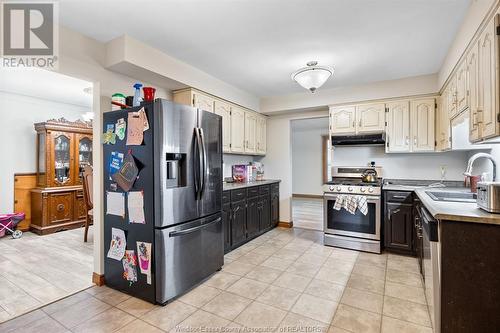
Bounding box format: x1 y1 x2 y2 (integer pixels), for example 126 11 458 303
260 74 438 114
261 110 329 222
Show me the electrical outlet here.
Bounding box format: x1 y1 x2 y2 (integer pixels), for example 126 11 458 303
440 165 447 181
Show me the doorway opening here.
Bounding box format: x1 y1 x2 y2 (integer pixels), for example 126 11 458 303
290 117 330 231
0 67 95 322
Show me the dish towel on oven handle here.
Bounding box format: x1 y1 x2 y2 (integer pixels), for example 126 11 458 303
333 194 368 216
333 194 346 211
357 196 368 215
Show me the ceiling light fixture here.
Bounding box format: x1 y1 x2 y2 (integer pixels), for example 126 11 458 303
291 61 333 93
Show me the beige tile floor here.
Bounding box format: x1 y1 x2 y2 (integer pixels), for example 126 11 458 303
0 226 94 323
292 197 323 231
1 227 432 333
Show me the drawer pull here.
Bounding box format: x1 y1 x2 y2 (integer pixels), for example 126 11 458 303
392 195 408 199
57 204 65 212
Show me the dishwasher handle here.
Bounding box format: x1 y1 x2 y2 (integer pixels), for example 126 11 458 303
419 206 439 242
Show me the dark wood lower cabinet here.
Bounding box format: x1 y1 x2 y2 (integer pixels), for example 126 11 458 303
246 197 260 238
231 199 247 247
223 182 279 253
384 190 416 255
222 202 232 253
385 203 413 252
271 191 279 227
259 194 271 230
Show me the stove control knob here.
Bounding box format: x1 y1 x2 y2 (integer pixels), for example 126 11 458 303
360 187 366 192
348 187 353 192
368 188 374 193
337 186 342 191
329 186 335 191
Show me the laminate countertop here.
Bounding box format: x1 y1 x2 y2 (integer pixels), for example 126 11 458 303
414 187 500 226
223 179 280 191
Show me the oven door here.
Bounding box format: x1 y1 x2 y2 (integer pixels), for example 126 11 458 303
323 193 381 240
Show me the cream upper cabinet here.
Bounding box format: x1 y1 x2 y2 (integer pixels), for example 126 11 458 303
356 103 386 134
467 40 481 142
386 101 410 153
478 15 499 139
193 91 215 113
230 106 245 153
256 115 267 155
244 111 257 154
436 95 451 151
330 106 356 135
410 99 435 152
456 59 468 113
173 88 215 113
214 100 231 153
174 88 266 156
447 76 458 118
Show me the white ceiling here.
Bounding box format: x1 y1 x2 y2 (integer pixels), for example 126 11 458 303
0 68 93 107
59 0 470 97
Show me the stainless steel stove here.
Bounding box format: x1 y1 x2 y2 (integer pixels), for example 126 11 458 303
323 166 382 253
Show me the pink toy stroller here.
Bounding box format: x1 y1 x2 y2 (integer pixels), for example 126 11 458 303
0 213 24 239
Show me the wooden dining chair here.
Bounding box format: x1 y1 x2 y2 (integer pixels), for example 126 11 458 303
82 165 93 242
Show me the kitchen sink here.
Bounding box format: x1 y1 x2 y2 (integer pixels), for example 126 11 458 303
425 191 477 203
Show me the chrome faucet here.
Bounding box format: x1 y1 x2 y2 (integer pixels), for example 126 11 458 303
463 152 497 181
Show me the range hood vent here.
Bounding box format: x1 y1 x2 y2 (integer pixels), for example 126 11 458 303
331 133 385 146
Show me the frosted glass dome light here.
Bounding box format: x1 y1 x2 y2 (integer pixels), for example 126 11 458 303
291 61 333 93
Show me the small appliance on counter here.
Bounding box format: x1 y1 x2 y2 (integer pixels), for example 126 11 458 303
477 182 500 213
231 163 261 182
232 164 250 182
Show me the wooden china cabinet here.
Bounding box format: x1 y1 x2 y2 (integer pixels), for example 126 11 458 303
30 118 93 235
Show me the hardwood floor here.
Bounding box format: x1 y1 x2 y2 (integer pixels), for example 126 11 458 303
0 227 94 322
292 197 323 231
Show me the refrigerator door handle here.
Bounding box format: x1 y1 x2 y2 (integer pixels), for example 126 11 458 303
199 127 208 197
168 217 222 237
194 127 204 200
193 128 200 198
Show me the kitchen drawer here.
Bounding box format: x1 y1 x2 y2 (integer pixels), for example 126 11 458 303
271 183 279 193
260 185 270 195
231 188 247 201
222 191 230 204
247 187 260 198
385 191 413 204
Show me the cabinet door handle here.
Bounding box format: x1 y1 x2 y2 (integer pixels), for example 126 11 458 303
413 137 417 146
405 136 409 145
392 209 401 215
352 120 355 128
358 119 362 127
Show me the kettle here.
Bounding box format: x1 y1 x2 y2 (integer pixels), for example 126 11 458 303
362 169 378 183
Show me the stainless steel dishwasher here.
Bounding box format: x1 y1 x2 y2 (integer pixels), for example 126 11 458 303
420 205 441 333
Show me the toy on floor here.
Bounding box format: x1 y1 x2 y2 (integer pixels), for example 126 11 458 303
0 213 24 239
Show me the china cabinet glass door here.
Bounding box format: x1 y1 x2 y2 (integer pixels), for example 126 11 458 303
77 136 93 183
53 133 72 185
37 133 46 186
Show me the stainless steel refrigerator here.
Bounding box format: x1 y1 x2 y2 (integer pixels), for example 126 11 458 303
103 99 223 304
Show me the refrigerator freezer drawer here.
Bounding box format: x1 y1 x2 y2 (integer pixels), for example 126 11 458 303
155 213 224 304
